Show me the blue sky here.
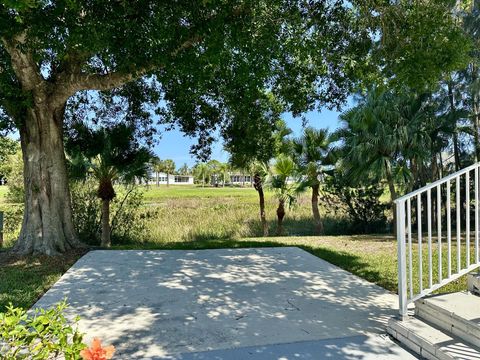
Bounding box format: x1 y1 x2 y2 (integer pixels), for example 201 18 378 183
153 106 347 168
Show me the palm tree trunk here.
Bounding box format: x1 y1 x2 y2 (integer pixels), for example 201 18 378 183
439 151 444 178
431 152 438 182
254 173 268 236
167 173 170 187
101 199 111 247
448 82 461 171
276 199 285 236
385 160 398 235
311 184 323 235
156 172 159 187
472 63 480 161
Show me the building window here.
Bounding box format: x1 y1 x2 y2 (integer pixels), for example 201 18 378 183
174 176 189 183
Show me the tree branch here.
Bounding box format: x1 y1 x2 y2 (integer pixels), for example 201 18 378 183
52 32 202 108
51 66 156 109
1 34 44 92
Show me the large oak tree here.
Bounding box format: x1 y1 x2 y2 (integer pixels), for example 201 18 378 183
0 0 469 254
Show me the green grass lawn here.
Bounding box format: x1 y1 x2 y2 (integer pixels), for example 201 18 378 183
142 184 259 202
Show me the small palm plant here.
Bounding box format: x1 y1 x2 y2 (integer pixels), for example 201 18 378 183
66 123 152 247
292 127 332 235
266 155 303 235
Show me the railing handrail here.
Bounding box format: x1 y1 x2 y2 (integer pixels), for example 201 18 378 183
395 162 480 204
396 161 480 319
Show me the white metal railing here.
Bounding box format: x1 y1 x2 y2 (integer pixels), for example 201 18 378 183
396 162 480 319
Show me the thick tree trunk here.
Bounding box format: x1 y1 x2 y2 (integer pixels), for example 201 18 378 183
156 172 159 186
311 184 323 235
167 173 170 187
276 199 285 236
253 173 268 236
101 199 111 247
14 105 81 255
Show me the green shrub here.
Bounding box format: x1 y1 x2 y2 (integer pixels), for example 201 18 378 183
0 300 86 359
323 179 389 234
0 204 23 247
70 179 157 245
2 150 24 204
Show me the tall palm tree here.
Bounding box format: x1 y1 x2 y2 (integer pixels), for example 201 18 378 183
163 159 176 187
178 163 190 175
293 127 332 235
248 161 269 236
195 163 210 187
218 163 230 187
266 155 302 235
207 160 222 186
151 156 163 186
67 123 152 247
335 88 430 233
336 89 404 233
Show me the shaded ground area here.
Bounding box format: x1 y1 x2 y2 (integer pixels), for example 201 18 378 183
33 247 416 359
0 248 86 310
178 335 415 359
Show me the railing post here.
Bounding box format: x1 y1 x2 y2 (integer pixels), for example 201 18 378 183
397 199 408 320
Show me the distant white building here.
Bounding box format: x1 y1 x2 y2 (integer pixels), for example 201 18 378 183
229 174 252 186
149 172 194 185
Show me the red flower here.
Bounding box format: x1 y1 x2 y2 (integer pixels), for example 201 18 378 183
80 338 115 360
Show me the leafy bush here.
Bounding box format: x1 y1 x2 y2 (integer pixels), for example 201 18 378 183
0 301 86 359
324 177 389 234
70 179 157 245
0 204 23 247
1 150 24 204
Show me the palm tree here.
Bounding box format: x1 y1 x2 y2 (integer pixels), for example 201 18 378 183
248 161 269 236
207 160 221 186
178 163 190 175
266 155 302 235
336 89 402 232
218 163 230 187
293 127 332 235
163 159 176 187
195 163 210 187
335 88 431 233
151 156 163 186
67 123 152 247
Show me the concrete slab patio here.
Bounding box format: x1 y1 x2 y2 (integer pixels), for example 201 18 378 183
33 247 416 359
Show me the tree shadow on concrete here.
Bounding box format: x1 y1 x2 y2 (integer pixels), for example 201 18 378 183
32 247 400 359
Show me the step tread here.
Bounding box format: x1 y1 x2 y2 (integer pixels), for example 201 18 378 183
388 316 480 360
420 292 480 325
